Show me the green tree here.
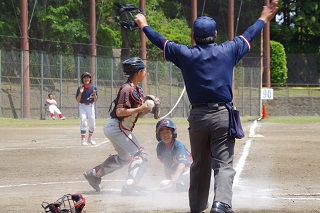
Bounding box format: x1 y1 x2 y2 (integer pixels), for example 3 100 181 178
30 0 90 54
273 0 320 53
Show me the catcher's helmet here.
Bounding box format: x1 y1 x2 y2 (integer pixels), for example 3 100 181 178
122 57 145 78
81 72 92 84
156 118 177 142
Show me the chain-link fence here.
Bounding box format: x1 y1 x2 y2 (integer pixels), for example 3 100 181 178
1 49 318 119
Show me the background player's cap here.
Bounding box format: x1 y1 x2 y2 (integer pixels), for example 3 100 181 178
81 72 92 84
193 16 216 38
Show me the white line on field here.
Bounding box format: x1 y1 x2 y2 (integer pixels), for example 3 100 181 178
233 139 252 186
233 120 258 186
0 139 110 151
0 179 124 189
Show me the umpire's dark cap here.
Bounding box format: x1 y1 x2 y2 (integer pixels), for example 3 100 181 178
193 16 216 38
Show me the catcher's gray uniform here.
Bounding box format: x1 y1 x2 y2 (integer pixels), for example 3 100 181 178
93 81 148 188
83 57 159 195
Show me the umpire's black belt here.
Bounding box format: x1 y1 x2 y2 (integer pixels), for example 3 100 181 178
191 102 226 109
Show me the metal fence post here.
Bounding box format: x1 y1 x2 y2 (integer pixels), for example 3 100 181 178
156 61 158 97
0 49 2 117
60 54 63 112
111 58 114 103
170 62 172 118
40 52 44 119
95 56 98 117
241 67 245 116
20 51 24 118
250 68 253 116
77 55 80 118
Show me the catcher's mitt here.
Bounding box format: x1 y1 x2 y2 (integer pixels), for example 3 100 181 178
145 95 160 119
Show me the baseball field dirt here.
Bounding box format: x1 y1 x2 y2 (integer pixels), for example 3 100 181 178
0 118 319 212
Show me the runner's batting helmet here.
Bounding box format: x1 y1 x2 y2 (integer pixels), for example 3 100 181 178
155 118 177 142
122 57 145 78
81 72 92 84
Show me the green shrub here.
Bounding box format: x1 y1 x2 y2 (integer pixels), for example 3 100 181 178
270 40 288 86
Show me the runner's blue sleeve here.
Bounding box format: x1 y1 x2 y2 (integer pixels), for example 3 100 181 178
143 26 166 50
242 20 265 42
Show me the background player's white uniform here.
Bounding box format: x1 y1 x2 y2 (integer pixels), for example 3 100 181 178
46 94 65 120
76 72 98 146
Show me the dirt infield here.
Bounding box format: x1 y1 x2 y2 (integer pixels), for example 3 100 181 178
0 119 319 213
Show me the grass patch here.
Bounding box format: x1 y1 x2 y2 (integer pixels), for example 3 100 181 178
259 116 320 123
1 116 320 128
0 117 188 127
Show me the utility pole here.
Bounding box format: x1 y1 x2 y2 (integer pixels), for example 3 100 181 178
20 0 30 118
228 0 235 94
263 0 271 87
191 0 197 46
139 0 147 93
89 0 97 86
228 0 234 41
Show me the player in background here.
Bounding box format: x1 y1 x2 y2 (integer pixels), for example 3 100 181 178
76 72 98 146
46 93 65 120
135 1 278 212
156 118 192 192
83 57 152 195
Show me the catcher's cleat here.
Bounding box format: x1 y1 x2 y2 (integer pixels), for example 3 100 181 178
210 201 234 213
83 170 101 192
121 185 146 196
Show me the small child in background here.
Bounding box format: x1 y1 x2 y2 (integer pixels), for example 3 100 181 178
46 93 65 120
76 72 98 146
156 118 192 192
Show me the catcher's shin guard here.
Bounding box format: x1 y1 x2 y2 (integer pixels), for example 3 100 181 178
94 154 126 178
126 149 148 185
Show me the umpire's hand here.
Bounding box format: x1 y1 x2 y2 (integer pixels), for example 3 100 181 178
259 0 279 23
134 13 148 29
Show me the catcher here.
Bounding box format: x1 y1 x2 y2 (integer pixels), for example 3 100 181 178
84 57 160 195
156 118 192 192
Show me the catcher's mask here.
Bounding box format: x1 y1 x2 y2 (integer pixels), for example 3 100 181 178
114 2 144 31
81 72 92 84
41 193 86 213
122 57 145 78
156 118 177 142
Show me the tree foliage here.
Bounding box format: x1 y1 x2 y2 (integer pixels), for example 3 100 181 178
0 0 319 56
270 40 288 86
272 0 320 53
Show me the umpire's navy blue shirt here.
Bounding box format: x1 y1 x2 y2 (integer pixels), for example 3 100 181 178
143 20 265 104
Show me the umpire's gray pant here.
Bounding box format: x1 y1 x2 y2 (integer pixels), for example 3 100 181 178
188 106 236 212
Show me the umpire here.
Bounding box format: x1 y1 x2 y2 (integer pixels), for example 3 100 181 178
135 1 278 212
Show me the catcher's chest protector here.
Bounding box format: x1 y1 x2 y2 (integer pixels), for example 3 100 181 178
121 85 144 131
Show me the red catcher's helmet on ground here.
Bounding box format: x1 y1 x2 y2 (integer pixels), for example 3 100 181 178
81 72 91 84
155 118 177 142
122 57 145 78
